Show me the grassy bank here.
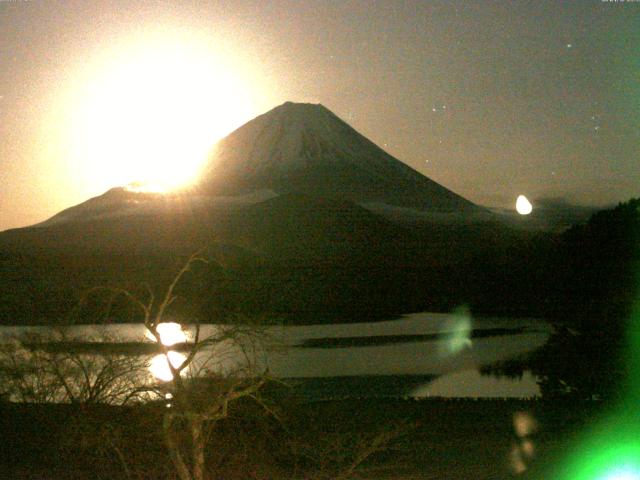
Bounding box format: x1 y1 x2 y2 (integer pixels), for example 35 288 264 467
0 397 604 479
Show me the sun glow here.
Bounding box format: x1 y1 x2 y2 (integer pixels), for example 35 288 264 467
123 182 168 194
145 322 188 346
64 32 259 192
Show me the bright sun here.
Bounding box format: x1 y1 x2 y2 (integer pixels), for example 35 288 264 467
67 33 257 192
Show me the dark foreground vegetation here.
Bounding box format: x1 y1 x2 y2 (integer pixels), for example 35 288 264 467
0 395 606 480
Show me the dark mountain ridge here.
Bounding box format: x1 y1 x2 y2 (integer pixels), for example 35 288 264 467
0 102 524 325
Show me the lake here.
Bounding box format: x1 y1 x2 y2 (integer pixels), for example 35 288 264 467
0 312 551 401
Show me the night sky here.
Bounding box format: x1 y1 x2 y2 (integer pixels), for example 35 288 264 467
1 0 638 231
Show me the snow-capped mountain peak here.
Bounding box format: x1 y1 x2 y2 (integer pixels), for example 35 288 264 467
199 101 477 212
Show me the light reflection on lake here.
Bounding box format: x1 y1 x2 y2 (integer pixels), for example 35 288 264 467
0 312 551 400
149 351 187 382
145 322 189 346
413 369 540 398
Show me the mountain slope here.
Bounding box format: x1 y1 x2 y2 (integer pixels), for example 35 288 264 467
15 101 481 232
0 101 508 326
200 102 477 212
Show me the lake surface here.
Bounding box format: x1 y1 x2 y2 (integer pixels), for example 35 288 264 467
0 312 551 400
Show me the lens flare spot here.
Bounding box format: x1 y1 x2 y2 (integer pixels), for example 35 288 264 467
510 444 527 474
601 466 640 480
521 439 536 458
516 195 533 215
439 307 472 355
514 411 538 437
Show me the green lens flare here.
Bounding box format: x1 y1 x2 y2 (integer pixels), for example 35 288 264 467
601 466 640 480
551 203 640 480
554 424 640 480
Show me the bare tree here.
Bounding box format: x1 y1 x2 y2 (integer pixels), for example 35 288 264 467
286 419 414 480
0 328 155 405
0 328 163 479
103 252 273 480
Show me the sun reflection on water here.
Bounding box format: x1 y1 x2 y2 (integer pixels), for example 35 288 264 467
146 323 189 381
145 322 188 346
149 351 187 382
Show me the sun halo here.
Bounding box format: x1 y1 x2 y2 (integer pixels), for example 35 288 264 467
67 36 257 193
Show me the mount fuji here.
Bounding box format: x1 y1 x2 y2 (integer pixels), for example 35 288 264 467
199 102 477 212
0 102 503 325
30 102 483 229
